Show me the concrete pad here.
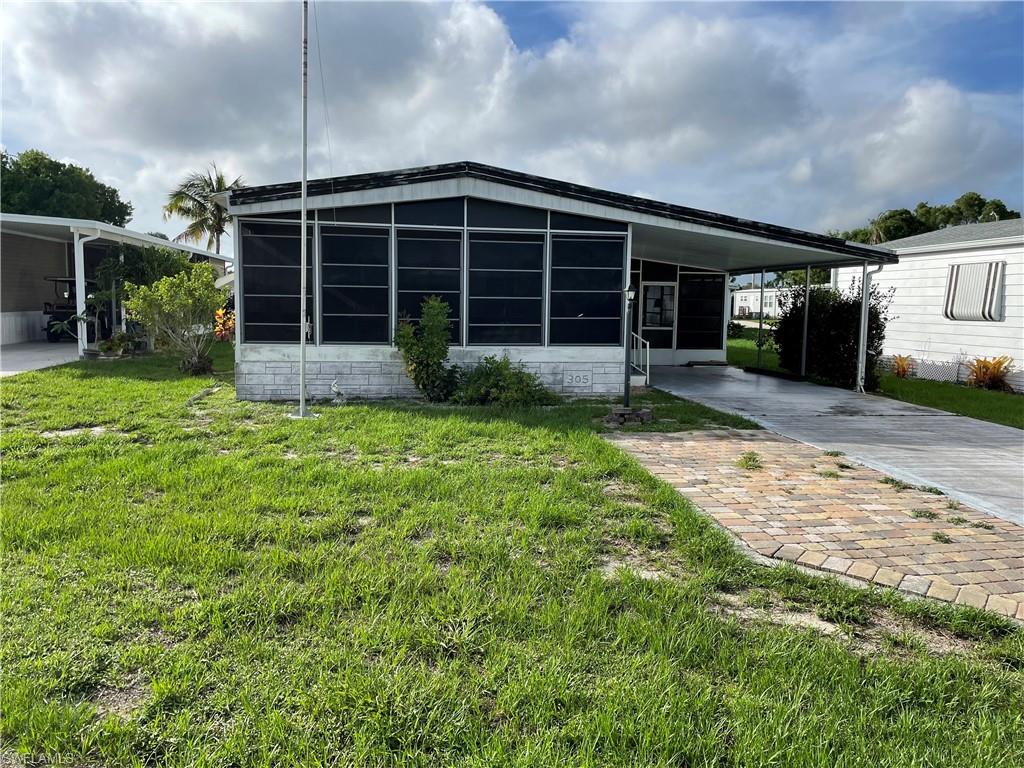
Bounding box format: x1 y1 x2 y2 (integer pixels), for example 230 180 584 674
652 366 1024 525
0 342 79 377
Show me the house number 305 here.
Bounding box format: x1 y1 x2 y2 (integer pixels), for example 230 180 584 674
564 372 591 386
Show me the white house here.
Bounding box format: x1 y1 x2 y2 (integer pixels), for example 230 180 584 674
216 161 894 399
731 286 781 319
834 219 1024 390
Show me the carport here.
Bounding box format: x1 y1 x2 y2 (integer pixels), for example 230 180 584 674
0 213 230 355
628 213 896 391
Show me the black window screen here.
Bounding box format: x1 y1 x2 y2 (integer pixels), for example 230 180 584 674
676 274 726 350
317 204 391 224
468 232 543 345
240 221 313 343
397 229 461 343
549 211 627 232
549 236 624 345
320 225 390 344
395 198 464 227
467 198 547 229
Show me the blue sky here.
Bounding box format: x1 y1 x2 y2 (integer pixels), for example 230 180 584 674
492 1 1024 94
2 1 1021 242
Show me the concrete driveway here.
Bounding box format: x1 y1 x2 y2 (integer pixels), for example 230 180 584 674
0 342 79 378
653 366 1024 525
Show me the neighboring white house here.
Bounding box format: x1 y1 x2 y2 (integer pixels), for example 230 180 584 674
731 286 781 319
834 219 1024 390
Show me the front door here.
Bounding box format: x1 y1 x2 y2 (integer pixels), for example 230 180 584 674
641 282 676 351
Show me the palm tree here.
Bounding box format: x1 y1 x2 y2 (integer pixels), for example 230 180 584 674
163 164 244 254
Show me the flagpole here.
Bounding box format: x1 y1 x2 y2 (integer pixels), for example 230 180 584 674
293 0 313 418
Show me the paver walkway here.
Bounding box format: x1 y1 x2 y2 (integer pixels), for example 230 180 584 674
652 366 1024 525
610 429 1024 619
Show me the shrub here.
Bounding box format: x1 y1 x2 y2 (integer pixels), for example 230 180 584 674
214 308 235 341
394 296 459 402
966 356 1015 392
773 282 892 390
727 320 745 338
453 355 558 407
891 354 913 378
124 263 225 374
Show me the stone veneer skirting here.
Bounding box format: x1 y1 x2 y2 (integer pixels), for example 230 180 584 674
235 344 626 400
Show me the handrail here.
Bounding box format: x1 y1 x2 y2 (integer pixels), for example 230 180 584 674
630 331 650 386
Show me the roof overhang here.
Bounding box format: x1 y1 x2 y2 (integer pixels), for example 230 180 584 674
0 213 232 263
219 161 895 273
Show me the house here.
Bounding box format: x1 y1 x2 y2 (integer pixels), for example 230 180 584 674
0 213 231 350
731 286 782 319
215 161 894 400
834 219 1024 390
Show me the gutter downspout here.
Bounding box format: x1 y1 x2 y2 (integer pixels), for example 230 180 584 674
855 263 884 393
72 227 102 357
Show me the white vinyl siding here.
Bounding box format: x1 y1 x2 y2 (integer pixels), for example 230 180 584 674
835 241 1024 389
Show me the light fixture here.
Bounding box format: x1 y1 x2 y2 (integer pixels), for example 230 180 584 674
625 284 637 302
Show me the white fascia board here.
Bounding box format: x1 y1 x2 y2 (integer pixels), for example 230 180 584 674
0 212 231 262
227 178 886 264
894 236 1024 256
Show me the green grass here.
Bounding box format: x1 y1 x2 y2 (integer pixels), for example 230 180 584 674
725 327 781 371
879 373 1024 430
2 346 1022 766
735 450 762 470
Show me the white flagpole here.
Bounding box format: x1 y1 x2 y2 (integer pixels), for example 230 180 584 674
294 0 312 418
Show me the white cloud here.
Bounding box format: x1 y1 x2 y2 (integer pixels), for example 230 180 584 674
1 0 1020 243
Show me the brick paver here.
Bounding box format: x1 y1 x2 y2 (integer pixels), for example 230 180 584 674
609 430 1024 619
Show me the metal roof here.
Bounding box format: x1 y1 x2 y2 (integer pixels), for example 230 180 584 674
0 213 232 262
884 219 1024 250
227 161 894 264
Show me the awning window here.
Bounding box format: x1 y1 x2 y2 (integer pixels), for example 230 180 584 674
943 261 1005 321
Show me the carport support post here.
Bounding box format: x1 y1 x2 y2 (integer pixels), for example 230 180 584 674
73 231 86 357
800 265 810 377
71 229 99 357
756 269 765 367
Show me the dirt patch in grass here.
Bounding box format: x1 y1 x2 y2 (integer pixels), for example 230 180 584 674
598 538 686 582
602 481 645 506
92 675 148 719
40 425 120 438
715 592 981 657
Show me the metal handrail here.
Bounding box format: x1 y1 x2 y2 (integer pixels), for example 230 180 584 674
630 331 650 386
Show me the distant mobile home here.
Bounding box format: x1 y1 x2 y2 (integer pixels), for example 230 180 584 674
834 219 1024 390
215 161 894 400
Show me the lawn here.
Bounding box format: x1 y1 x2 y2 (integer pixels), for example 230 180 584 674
2 347 1022 767
878 373 1024 430
725 326 781 371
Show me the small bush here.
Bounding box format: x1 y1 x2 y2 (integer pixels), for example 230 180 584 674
124 263 224 375
394 297 459 402
891 354 913 378
727 320 745 338
453 355 558 407
773 282 892 390
966 356 1015 392
214 309 235 341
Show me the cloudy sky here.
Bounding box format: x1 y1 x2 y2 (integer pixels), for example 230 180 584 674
2 0 1022 250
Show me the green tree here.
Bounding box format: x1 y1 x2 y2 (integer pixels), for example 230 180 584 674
840 193 1019 244
163 164 244 254
0 149 133 225
769 268 832 288
124 263 226 375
